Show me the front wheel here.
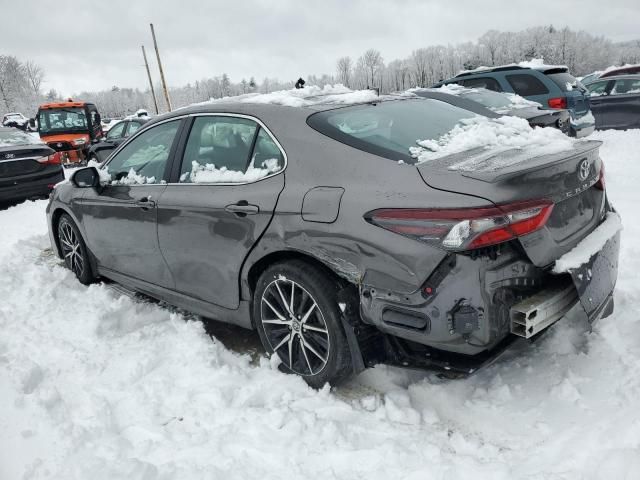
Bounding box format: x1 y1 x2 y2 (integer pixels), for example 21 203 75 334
253 260 354 388
57 213 96 285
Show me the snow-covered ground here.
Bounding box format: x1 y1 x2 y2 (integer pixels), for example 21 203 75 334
1 130 640 479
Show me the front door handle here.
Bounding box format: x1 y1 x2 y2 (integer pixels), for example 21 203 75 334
136 196 156 209
225 201 259 216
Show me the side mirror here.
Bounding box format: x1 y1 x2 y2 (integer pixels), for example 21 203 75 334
72 167 100 188
28 118 36 128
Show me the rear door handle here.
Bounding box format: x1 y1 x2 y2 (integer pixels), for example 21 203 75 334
136 196 156 209
225 201 259 216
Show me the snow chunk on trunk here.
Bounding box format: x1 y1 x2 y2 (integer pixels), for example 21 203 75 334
411 115 575 166
553 212 623 273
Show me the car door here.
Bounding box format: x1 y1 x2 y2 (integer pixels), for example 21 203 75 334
586 80 613 129
77 118 184 288
156 114 286 309
97 121 127 161
605 78 640 129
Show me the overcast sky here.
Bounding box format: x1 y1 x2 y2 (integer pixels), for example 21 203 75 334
5 0 639 95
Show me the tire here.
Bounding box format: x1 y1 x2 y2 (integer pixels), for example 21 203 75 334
253 260 354 388
57 213 96 285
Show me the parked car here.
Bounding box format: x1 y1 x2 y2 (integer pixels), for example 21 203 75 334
88 117 149 163
0 127 64 203
585 75 640 130
436 64 594 137
413 85 570 134
47 94 619 387
2 112 29 130
581 65 640 86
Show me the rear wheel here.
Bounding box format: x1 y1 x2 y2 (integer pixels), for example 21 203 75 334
253 260 354 388
57 213 96 285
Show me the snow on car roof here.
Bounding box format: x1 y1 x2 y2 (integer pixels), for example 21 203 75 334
187 84 408 110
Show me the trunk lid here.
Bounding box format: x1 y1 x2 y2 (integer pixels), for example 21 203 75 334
417 140 607 266
0 145 53 179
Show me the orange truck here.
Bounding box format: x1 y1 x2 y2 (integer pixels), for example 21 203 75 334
36 100 103 164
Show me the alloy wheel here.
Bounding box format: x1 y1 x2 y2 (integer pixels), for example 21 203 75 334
260 277 331 376
59 222 84 277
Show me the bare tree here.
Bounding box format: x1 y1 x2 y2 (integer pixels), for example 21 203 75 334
410 49 429 87
336 56 352 87
24 60 44 98
360 49 383 88
0 55 26 112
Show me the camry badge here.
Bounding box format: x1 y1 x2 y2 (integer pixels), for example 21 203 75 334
578 159 590 181
4 153 15 159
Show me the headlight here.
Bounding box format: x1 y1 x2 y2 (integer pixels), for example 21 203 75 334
73 138 87 146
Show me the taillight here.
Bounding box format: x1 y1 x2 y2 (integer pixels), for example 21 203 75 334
37 152 62 165
547 97 567 109
595 161 605 190
366 201 554 251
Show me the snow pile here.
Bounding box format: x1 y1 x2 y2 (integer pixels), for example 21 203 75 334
411 114 575 167
1 130 640 479
553 212 623 272
183 157 281 183
518 57 568 71
112 168 156 185
191 84 383 109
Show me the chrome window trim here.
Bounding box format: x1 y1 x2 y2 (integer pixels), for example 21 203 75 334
164 112 288 187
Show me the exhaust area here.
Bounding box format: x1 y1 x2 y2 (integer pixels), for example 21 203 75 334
510 283 578 338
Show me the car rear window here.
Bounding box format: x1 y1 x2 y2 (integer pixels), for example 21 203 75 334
506 74 549 96
460 77 502 92
546 72 584 92
0 129 36 146
306 99 477 163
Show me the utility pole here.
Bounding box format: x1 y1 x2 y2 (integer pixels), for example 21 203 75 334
150 23 172 112
141 45 159 114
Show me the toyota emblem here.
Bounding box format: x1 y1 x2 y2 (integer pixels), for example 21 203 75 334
4 153 15 159
57 142 63 148
578 159 590 181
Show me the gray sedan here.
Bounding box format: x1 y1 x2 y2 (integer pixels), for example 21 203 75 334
46 94 619 387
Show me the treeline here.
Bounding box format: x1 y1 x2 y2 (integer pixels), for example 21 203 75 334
3 25 640 119
0 55 47 115
335 26 640 92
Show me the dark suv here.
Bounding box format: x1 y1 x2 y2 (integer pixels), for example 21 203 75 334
436 65 594 137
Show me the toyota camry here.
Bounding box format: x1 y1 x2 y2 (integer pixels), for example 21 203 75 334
46 89 620 387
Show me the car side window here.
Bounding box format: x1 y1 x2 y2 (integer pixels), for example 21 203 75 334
611 79 640 95
178 116 283 184
461 77 502 92
587 81 610 96
126 121 142 137
106 122 126 139
505 74 549 96
106 120 180 185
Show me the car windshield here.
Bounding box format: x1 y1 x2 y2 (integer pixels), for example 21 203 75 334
38 107 88 134
307 98 477 163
